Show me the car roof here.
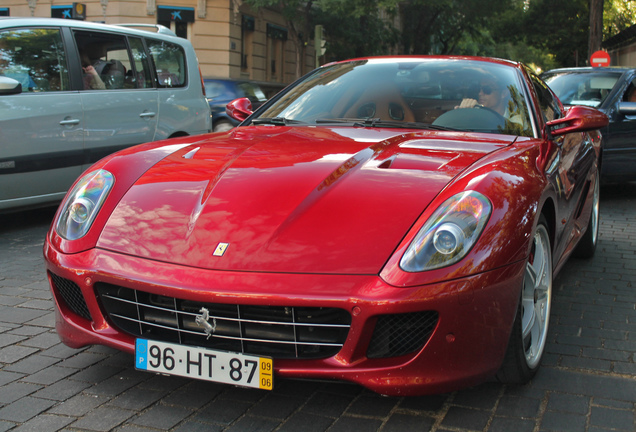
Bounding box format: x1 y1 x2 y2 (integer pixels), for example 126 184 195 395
324 55 524 69
204 77 258 84
543 66 635 74
0 17 179 40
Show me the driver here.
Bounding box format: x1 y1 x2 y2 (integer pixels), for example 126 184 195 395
457 78 507 115
456 74 524 127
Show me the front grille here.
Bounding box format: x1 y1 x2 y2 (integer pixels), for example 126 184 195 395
49 272 92 321
95 283 351 360
367 311 439 359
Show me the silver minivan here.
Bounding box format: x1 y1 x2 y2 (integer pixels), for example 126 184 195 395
0 17 211 211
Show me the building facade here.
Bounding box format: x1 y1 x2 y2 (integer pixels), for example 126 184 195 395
604 24 636 67
2 0 316 89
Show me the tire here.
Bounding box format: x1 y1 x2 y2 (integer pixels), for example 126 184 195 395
213 121 234 132
573 175 600 259
497 215 552 384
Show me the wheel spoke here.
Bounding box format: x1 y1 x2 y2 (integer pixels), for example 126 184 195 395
522 300 535 339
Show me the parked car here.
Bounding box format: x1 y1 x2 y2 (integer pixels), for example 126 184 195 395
542 67 636 183
204 78 267 132
0 17 211 212
45 56 607 396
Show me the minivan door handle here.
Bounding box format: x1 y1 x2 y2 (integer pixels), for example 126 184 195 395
139 111 156 118
59 117 80 126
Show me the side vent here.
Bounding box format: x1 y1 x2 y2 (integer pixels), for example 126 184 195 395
49 272 92 321
367 311 439 358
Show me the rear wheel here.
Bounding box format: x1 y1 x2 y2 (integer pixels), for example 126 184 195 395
573 175 600 258
497 215 552 384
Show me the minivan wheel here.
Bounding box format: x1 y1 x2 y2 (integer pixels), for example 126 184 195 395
497 215 552 384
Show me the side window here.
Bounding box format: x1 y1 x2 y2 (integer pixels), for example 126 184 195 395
623 78 636 102
146 39 187 88
0 28 70 92
531 74 562 123
205 81 230 99
74 30 132 90
128 37 153 89
238 82 266 103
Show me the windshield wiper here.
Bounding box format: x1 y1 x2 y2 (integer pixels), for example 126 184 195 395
251 117 304 126
353 118 458 131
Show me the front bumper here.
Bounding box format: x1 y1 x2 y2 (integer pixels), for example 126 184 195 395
44 241 524 396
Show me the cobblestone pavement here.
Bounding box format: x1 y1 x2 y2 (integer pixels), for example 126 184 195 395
0 183 635 432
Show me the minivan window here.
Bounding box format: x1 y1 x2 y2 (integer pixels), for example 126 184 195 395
146 39 187 88
74 30 133 90
128 37 153 89
0 28 70 92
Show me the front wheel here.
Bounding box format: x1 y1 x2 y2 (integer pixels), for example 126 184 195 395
497 216 552 384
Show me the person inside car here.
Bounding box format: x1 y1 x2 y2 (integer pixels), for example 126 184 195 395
80 51 106 90
456 74 524 128
457 78 508 115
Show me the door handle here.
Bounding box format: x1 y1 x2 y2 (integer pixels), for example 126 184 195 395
59 118 80 126
139 112 156 118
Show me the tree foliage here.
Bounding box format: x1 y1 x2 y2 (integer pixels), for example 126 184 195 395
243 0 636 73
521 0 590 68
604 0 636 37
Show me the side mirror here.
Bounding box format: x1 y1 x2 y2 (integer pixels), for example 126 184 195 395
618 101 636 116
0 76 22 95
546 105 609 136
226 97 253 122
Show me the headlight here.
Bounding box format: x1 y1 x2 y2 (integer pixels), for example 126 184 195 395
400 191 491 272
55 169 114 240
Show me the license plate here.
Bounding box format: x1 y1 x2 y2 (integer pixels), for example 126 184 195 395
135 339 273 390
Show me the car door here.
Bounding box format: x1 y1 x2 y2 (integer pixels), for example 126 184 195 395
602 73 636 181
73 30 158 170
0 26 84 211
531 74 594 258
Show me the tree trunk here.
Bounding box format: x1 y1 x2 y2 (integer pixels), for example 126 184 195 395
588 0 604 60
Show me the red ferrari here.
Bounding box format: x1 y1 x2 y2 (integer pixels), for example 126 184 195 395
44 56 608 396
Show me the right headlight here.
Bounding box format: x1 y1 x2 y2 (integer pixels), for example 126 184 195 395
55 169 114 241
400 191 492 272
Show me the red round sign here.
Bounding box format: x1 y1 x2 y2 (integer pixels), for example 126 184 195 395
590 50 610 67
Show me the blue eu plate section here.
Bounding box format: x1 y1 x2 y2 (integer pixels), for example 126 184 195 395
136 338 149 370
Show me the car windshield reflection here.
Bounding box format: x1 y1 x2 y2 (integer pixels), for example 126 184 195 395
255 59 534 137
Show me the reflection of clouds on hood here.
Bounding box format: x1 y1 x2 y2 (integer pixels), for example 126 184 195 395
98 126 507 274
101 201 188 258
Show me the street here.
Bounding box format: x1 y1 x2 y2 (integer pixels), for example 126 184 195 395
0 183 635 432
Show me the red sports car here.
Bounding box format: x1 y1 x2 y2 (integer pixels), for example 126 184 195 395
44 56 608 396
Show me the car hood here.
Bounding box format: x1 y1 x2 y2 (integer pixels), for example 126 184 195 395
98 126 513 274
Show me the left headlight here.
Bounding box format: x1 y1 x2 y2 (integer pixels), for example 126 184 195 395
55 169 114 240
400 191 491 272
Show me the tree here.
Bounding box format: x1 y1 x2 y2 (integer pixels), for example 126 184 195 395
397 0 511 55
589 0 604 58
315 0 399 61
604 0 636 37
523 0 589 67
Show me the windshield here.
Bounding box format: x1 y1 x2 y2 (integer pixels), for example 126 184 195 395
543 71 621 107
256 59 534 137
